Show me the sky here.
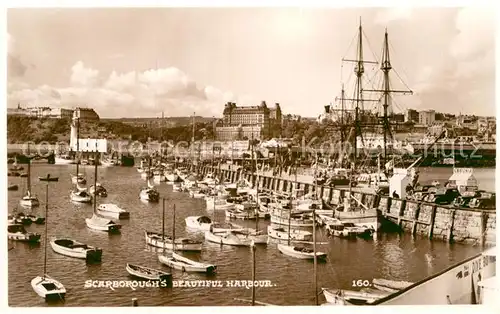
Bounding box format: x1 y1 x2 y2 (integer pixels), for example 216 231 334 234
6 6 496 118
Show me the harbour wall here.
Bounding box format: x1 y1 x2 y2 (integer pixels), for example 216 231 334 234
182 163 496 246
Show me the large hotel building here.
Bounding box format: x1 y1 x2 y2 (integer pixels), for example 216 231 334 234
215 101 282 141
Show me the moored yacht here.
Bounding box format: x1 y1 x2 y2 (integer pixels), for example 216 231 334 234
267 225 313 241
89 183 107 197
145 231 202 251
71 173 87 185
139 180 160 202
70 189 92 203
19 191 40 208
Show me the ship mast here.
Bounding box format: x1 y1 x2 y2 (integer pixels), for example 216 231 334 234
339 19 378 168
364 28 413 167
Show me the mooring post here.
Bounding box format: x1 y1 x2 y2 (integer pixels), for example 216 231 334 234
428 205 437 240
446 208 456 243
411 202 421 236
132 298 138 306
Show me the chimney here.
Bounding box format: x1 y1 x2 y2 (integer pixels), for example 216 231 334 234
324 105 330 114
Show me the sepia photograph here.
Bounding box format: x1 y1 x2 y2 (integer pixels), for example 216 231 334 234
5 3 497 308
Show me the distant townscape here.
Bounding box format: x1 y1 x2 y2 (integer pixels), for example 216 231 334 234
7 104 100 120
6 102 496 144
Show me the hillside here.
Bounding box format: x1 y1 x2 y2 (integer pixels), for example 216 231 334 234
7 116 216 144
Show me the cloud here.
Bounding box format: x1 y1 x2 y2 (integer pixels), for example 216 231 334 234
404 7 494 115
7 33 28 78
450 7 495 61
374 8 413 24
70 61 100 87
7 60 242 118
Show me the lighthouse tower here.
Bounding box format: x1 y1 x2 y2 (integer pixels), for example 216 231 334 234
70 109 79 151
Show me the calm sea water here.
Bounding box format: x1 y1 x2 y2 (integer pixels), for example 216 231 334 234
8 166 490 306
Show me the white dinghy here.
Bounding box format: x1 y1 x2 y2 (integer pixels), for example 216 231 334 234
204 230 254 246
185 215 245 232
70 189 92 203
50 238 102 262
97 204 130 220
158 252 217 274
126 263 172 286
267 225 313 241
277 243 327 260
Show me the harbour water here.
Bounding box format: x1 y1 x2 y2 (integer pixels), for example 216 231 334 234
8 165 491 306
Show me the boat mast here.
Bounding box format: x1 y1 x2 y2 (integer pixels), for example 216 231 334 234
364 28 413 167
27 143 31 194
287 163 297 245
252 129 259 231
313 151 318 305
93 144 98 215
191 112 195 171
162 198 165 251
43 178 49 278
341 18 377 211
161 111 165 162
251 241 256 306
76 116 80 177
172 204 176 253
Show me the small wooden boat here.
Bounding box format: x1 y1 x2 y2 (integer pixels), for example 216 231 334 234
10 164 24 171
172 182 183 192
139 180 160 202
231 229 268 244
20 172 28 177
189 188 206 198
185 216 245 232
31 275 66 301
89 183 107 197
70 190 92 203
8 184 19 191
326 222 374 239
7 223 41 242
165 171 179 182
10 213 32 225
97 204 130 219
206 196 235 211
126 263 172 285
19 192 40 208
38 176 59 182
185 216 213 231
372 278 414 292
145 231 202 251
85 214 121 233
270 214 314 227
225 207 257 220
158 252 217 273
100 159 116 167
322 288 390 305
277 244 327 260
50 238 102 262
16 213 45 225
267 225 313 241
8 171 21 177
204 230 254 246
71 173 87 185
